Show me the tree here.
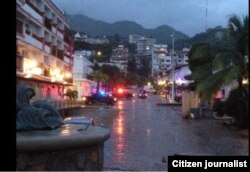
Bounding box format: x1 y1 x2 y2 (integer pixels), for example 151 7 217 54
188 14 249 128
90 70 109 94
101 65 125 89
127 55 137 73
138 58 151 78
188 43 223 99
65 89 78 100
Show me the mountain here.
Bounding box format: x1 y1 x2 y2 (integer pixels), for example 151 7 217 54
65 14 189 45
174 26 228 49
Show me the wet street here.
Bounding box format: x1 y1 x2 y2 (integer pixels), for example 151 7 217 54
72 95 248 171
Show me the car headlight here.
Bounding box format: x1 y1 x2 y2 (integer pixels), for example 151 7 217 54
82 97 87 101
113 97 117 101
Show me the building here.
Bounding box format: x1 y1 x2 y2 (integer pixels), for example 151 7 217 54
74 50 93 60
151 44 172 78
136 37 156 59
74 33 109 44
85 37 109 45
128 34 143 44
72 52 95 99
16 0 73 100
170 65 192 85
175 48 189 66
109 45 129 73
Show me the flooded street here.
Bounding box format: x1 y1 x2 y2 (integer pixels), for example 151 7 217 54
71 95 248 171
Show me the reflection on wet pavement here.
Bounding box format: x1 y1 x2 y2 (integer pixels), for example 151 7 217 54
71 95 248 171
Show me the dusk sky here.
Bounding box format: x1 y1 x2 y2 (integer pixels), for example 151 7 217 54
52 0 248 37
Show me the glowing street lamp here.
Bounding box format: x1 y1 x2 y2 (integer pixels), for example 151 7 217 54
97 51 102 56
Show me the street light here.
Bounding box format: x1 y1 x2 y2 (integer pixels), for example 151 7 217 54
97 51 102 56
170 34 175 103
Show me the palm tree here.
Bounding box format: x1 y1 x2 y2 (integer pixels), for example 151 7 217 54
189 14 249 128
65 89 78 100
91 69 109 94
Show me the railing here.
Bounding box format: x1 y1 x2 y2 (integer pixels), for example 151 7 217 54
30 99 83 111
25 0 44 16
22 3 43 23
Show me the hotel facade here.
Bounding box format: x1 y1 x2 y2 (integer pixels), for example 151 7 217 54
16 0 73 100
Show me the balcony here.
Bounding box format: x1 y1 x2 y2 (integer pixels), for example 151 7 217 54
44 45 51 54
56 30 64 40
26 0 44 15
32 33 43 43
22 3 43 23
64 56 70 64
44 40 51 47
52 26 57 34
24 34 43 49
57 21 64 32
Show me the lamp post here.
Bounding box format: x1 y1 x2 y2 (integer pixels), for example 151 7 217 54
171 34 175 103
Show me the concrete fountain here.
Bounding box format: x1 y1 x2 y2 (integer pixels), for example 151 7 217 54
16 83 110 171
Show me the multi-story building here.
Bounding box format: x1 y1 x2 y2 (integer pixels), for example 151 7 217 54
16 0 73 100
151 44 172 77
152 46 191 87
128 34 143 44
72 52 95 99
136 37 156 59
175 48 189 66
109 45 129 73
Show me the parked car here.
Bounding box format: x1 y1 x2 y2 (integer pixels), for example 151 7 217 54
138 90 147 99
83 92 117 105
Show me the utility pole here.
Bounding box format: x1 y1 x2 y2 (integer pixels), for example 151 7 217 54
171 34 175 103
206 0 208 31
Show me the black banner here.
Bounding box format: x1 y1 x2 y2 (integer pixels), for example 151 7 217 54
168 156 249 172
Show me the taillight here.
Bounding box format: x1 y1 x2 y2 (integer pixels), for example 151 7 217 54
118 88 123 94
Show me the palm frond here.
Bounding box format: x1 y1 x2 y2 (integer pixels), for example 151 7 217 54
212 52 234 70
222 65 241 84
191 62 213 80
196 68 231 99
228 14 242 33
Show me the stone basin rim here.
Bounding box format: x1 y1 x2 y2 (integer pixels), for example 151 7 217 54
16 125 110 151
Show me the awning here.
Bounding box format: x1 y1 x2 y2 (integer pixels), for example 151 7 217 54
16 71 74 86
